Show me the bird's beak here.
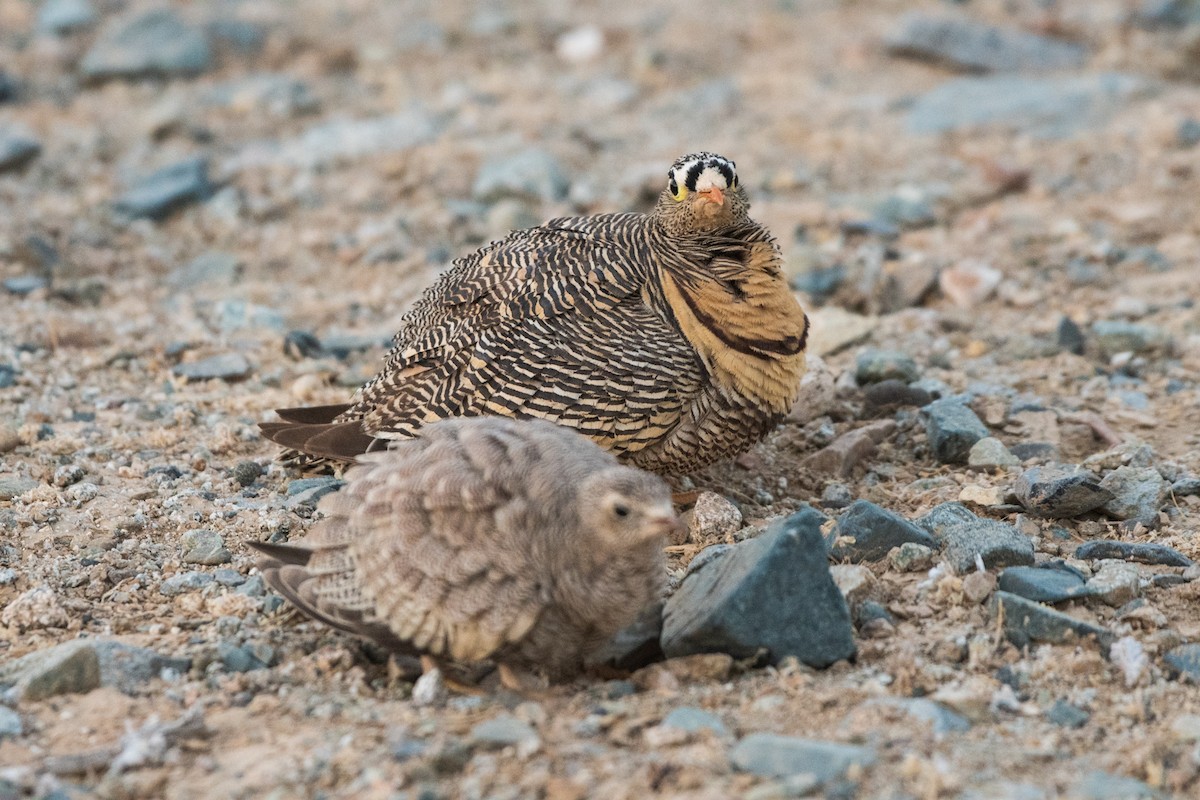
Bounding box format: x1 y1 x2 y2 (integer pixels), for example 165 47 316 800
649 512 683 540
698 186 725 205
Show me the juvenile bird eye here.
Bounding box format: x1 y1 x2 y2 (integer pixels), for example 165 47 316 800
613 503 630 518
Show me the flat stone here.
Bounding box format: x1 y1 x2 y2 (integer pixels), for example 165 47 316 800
207 73 319 118
936 518 1034 572
661 707 728 737
968 437 1020 468
114 156 213 220
1090 320 1171 357
0 126 41 172
890 541 935 572
0 477 39 501
1046 699 1090 729
1099 466 1168 521
37 0 97 34
473 148 569 203
285 477 346 510
0 704 21 737
227 109 440 171
805 306 878 357
586 602 663 671
172 353 252 382
924 398 989 464
730 733 876 783
830 500 936 562
1165 644 1200 681
218 642 270 673
788 354 837 425
1073 771 1165 799
92 641 191 694
998 565 1090 603
214 568 245 587
181 529 232 565
1074 540 1192 567
159 571 215 597
169 251 240 291
864 697 971 735
662 508 856 668
81 9 212 81
1085 561 1140 607
1015 465 1113 518
802 427 877 478
1173 477 1200 497
887 13 1087 73
0 641 100 702
992 591 1113 655
862 379 932 415
855 349 919 385
469 714 539 749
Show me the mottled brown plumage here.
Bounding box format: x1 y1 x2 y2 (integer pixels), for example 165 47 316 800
250 417 674 681
262 152 809 474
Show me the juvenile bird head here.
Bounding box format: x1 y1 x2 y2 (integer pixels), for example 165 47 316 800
578 466 678 548
654 152 749 235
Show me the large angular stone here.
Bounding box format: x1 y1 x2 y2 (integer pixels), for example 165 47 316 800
0 641 100 702
831 500 936 562
662 509 855 668
924 398 989 464
1015 465 1113 518
992 591 1113 655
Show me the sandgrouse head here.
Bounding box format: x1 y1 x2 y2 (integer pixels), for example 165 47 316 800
655 152 749 234
577 466 679 549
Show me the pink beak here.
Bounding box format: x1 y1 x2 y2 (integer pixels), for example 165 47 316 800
699 186 725 205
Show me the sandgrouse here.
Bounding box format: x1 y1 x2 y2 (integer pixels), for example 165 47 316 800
249 416 675 681
262 152 809 475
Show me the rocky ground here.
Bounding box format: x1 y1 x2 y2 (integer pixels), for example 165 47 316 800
2 0 1200 797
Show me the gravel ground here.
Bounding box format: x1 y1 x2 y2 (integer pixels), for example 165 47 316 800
2 0 1200 797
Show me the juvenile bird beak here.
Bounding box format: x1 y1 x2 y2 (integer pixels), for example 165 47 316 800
649 513 682 539
698 186 725 205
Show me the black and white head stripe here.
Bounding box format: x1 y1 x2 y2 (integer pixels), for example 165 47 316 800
668 152 738 196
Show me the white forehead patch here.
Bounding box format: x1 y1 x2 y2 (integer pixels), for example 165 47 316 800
692 166 728 192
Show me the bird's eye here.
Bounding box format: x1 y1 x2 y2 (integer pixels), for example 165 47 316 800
669 177 686 202
613 503 630 518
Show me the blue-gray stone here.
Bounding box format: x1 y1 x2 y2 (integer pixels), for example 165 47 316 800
232 461 262 488
2 276 47 296
469 714 538 748
1099 466 1168 521
169 251 240 290
159 571 215 597
0 705 20 737
0 478 40 501
1074 540 1191 567
0 127 41 172
218 642 268 673
214 568 246 586
473 148 569 203
1164 644 1200 681
855 349 920 385
206 19 268 55
1090 320 1170 357
114 156 212 220
992 591 1113 655
181 529 232 566
172 353 252 382
1046 698 1090 728
236 575 266 597
862 380 933 413
81 9 212 81
830 500 936 562
229 109 441 171
915 502 978 536
0 641 100 701
998 565 1090 603
1179 117 1200 147
661 707 728 737
1074 771 1165 799
93 641 190 693
1173 477 1200 496
285 477 345 510
906 73 1148 139
37 0 97 34
1016 465 1113 518
865 697 970 735
730 733 875 782
937 518 1034 572
661 509 856 668
887 13 1087 73
923 398 989 464
1135 0 1200 30
1057 316 1086 355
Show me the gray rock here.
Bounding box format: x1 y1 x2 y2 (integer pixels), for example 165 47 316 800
285 477 345 510
320 333 393 358
1099 466 1167 521
172 353 252 382
914 502 978 536
227 109 440 171
181 529 232 565
1057 316 1086 355
0 477 39 501
855 349 919 385
1085 561 1140 607
81 9 212 81
37 0 97 34
730 733 876 783
1073 771 1165 799
236 575 266 597
1074 540 1192 567
662 509 856 668
0 705 20 737
218 642 270 673
214 568 245 587
1165 644 1200 681
3 275 47 296
864 697 970 735
861 379 933 414
937 518 1035 572
998 565 1089 603
207 19 268 55
1015 465 1113 518
1090 320 1171 357
1174 477 1200 497
831 500 936 562
924 398 989 464
215 299 286 333
1135 0 1200 30
968 437 1020 468
1179 117 1200 148
585 602 663 671
469 714 539 749
1046 698 1090 728
0 127 41 172
207 73 319 118
114 156 213 220
661 707 728 737
992 591 1113 655
0 640 100 702
232 461 262 487
473 148 569 203
52 464 84 487
169 251 240 291
159 571 215 597
890 541 935 572
92 641 190 693
887 13 1087 73
906 73 1148 139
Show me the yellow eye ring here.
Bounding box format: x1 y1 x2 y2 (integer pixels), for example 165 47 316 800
673 184 688 202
